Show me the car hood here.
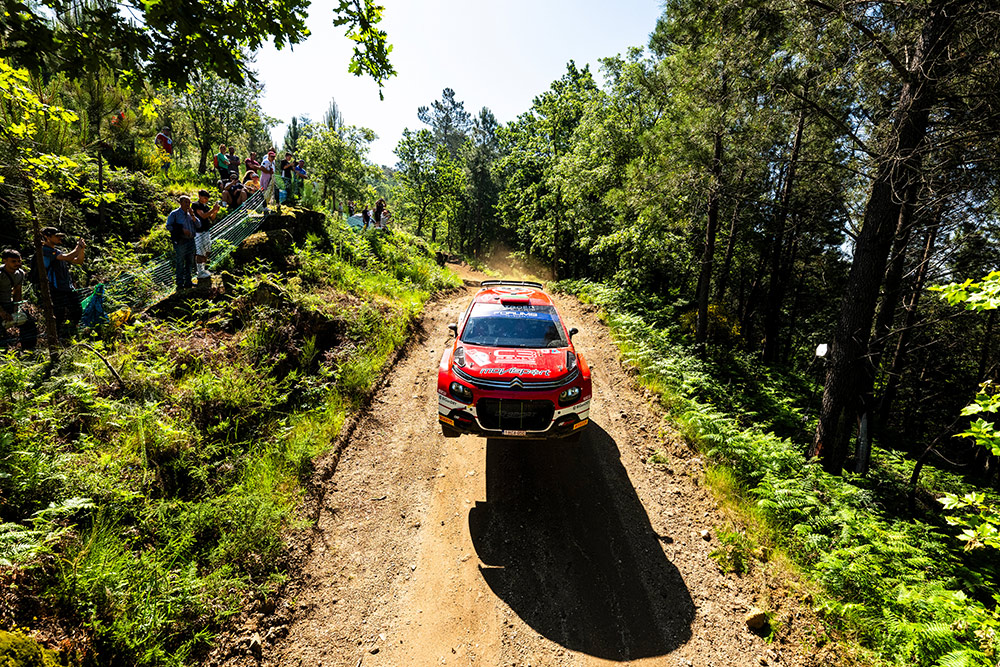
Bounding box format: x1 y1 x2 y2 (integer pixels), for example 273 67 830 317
458 344 571 381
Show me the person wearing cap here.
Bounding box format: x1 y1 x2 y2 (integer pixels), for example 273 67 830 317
154 127 173 176
165 196 199 291
0 249 38 349
222 173 247 207
191 190 220 279
41 227 86 338
259 149 276 192
244 173 261 194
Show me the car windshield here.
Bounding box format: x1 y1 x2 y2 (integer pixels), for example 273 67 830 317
461 303 568 348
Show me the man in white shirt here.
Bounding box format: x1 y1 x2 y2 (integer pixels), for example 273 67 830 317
259 149 276 192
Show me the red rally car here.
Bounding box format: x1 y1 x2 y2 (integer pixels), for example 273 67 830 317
437 280 592 440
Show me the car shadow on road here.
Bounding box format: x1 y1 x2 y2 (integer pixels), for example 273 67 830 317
468 422 694 660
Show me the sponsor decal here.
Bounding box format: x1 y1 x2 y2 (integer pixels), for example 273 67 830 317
573 419 589 430
494 310 543 319
492 286 534 295
493 349 538 365
479 367 552 377
439 395 464 409
439 415 455 426
468 350 491 366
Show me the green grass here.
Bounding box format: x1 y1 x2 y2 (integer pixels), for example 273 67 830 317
0 219 460 665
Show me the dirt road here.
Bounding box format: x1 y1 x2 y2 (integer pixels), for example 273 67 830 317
218 270 829 667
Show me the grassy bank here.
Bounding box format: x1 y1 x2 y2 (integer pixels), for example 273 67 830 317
0 217 459 665
555 280 1000 667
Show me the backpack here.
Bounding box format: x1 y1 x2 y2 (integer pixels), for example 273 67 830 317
213 154 219 169
25 253 41 285
79 284 108 329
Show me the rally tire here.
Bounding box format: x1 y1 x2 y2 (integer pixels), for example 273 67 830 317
441 424 461 438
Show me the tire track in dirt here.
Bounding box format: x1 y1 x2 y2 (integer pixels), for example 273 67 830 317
218 268 832 667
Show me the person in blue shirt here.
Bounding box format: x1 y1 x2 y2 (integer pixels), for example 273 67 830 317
292 159 307 198
40 226 86 340
165 196 200 291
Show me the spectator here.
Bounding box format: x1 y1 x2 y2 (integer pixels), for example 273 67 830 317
292 159 307 197
244 151 261 178
40 227 85 339
361 205 371 230
280 152 293 181
226 147 240 178
373 201 390 231
222 174 247 207
191 190 220 279
0 249 38 349
165 196 199 292
259 149 276 192
154 127 173 176
348 200 355 216
244 173 261 193
214 144 230 182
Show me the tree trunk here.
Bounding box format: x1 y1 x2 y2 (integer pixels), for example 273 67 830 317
26 183 59 355
97 147 106 229
762 109 806 362
810 9 946 472
877 212 939 429
417 202 427 236
716 168 747 303
696 131 724 347
198 142 210 174
871 176 921 363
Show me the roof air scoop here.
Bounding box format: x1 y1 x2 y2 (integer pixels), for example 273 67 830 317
500 296 531 306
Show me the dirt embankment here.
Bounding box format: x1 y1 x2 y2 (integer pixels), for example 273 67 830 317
213 267 838 667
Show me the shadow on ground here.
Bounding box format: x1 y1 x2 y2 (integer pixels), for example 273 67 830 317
468 422 694 661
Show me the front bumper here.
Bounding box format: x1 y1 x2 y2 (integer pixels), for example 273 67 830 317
437 391 591 439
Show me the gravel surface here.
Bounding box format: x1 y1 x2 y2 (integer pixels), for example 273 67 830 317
214 266 842 667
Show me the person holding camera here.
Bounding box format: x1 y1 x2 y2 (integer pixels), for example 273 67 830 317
0 249 38 349
165 196 199 291
40 227 85 339
222 174 247 208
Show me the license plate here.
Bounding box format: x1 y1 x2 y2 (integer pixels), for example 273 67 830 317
502 430 527 437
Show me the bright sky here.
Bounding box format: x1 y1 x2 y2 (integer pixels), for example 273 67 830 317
256 0 663 168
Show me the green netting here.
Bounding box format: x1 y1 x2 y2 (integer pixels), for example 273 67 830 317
98 188 271 310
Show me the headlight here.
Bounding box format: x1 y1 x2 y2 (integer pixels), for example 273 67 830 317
566 350 578 372
449 381 473 404
558 386 581 406
454 346 466 367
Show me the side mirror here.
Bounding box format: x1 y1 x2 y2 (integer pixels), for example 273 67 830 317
448 323 458 336
569 327 579 339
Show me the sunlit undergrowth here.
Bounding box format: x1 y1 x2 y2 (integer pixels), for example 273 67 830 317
0 221 459 665
556 279 1000 667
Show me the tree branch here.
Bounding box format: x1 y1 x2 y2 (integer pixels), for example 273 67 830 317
806 0 910 78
